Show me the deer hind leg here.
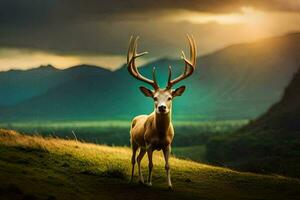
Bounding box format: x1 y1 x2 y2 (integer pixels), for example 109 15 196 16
137 148 146 184
163 146 172 189
147 147 153 186
130 142 138 183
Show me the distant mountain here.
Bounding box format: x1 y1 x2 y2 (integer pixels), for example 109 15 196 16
206 69 300 177
0 65 59 105
0 33 300 121
195 32 300 119
0 64 111 106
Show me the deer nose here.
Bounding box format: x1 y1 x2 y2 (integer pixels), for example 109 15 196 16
158 105 166 112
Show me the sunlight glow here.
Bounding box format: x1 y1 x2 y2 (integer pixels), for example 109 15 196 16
172 7 265 25
0 49 141 71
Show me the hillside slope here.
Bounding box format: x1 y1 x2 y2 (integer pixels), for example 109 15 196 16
206 69 300 177
1 33 300 121
245 69 300 131
0 129 299 200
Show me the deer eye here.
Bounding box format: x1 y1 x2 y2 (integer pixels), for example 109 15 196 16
168 97 172 101
154 97 158 101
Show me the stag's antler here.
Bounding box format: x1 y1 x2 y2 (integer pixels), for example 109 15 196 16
166 35 197 89
127 36 159 89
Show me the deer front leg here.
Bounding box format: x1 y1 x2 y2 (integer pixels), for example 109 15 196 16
163 145 172 189
137 148 146 184
146 147 153 186
130 143 138 183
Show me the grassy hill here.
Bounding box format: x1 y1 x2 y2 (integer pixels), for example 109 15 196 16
0 129 299 200
1 33 300 121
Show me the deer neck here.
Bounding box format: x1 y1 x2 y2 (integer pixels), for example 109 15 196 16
154 110 172 136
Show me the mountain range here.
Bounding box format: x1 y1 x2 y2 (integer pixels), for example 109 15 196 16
0 33 300 121
206 68 300 177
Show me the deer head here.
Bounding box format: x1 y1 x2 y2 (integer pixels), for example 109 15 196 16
127 35 197 115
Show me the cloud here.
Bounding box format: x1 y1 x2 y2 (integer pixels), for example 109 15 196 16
0 48 142 71
0 0 299 70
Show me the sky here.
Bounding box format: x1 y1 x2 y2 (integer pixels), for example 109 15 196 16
0 0 300 71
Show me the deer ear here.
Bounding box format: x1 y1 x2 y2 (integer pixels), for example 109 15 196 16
172 86 186 97
139 86 153 97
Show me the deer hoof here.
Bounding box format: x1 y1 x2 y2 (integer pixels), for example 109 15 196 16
168 186 174 191
146 182 152 187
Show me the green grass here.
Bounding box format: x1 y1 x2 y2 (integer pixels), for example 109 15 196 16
206 129 300 178
0 120 248 146
172 145 206 162
0 129 299 200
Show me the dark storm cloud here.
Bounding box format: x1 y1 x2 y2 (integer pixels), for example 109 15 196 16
1 1 298 22
0 0 299 57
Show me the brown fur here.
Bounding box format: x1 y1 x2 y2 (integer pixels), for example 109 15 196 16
130 112 174 151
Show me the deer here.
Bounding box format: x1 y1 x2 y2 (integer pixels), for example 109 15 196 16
127 35 197 189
